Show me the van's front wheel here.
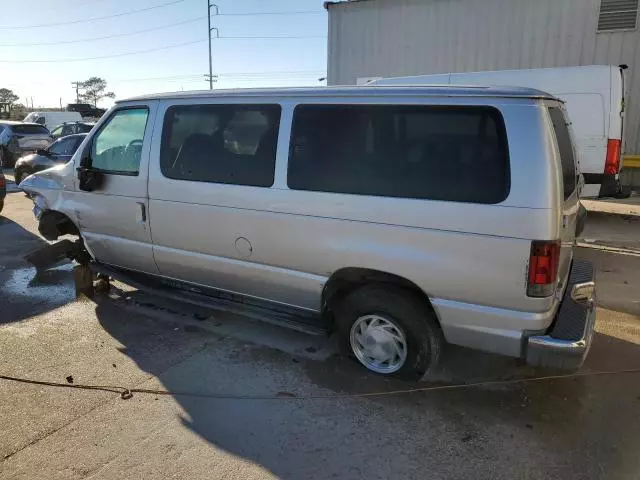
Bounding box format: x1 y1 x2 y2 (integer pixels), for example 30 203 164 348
335 285 443 380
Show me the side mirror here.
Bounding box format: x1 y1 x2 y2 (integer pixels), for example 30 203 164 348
36 149 49 156
77 166 104 192
77 141 104 191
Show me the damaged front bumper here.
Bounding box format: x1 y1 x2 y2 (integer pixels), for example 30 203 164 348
31 194 48 220
25 239 92 270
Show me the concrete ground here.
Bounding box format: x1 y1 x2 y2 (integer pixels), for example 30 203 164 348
580 195 640 252
1 184 640 479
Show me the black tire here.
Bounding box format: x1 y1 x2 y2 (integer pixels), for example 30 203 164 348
335 285 444 380
14 169 23 186
0 148 13 169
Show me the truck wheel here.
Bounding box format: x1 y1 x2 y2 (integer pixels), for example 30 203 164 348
335 285 443 380
0 148 13 169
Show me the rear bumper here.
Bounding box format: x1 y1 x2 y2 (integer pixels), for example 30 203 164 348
525 260 596 370
8 145 38 156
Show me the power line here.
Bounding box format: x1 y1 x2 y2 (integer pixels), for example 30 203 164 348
216 35 326 39
0 0 186 30
0 17 207 47
3 71 327 87
217 71 326 76
215 10 323 16
0 39 206 63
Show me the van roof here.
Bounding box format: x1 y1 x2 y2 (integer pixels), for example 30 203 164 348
120 85 559 103
0 120 43 127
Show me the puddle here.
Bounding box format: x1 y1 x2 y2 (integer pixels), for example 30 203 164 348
2 263 75 304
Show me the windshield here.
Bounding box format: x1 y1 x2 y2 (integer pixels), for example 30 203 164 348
11 124 50 135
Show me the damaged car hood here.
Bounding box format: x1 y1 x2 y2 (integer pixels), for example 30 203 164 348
20 161 75 195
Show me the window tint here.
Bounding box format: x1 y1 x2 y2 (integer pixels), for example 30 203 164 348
12 124 50 135
548 107 577 200
288 105 510 203
48 137 76 156
91 108 149 174
160 104 280 187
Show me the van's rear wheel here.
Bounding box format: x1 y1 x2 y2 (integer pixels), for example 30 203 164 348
335 285 443 380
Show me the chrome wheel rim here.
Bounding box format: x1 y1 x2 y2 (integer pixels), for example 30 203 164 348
350 314 408 374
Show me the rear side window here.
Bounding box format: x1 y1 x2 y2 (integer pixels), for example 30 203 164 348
548 107 577 200
287 105 510 204
160 104 281 187
11 124 50 135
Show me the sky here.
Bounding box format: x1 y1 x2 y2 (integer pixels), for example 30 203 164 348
0 0 328 108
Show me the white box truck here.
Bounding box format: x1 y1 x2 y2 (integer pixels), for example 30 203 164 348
370 65 627 198
23 111 82 132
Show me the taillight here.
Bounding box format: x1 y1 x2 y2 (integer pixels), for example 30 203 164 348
527 240 560 297
604 139 621 175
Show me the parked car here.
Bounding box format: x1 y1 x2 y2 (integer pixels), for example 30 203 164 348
14 133 87 185
66 103 106 119
0 121 52 168
372 65 627 199
50 122 95 140
23 111 82 131
21 86 596 378
0 170 5 213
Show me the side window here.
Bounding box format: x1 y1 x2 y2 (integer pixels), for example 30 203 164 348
51 125 63 137
72 136 85 152
91 108 149 174
548 107 577 200
160 104 281 187
49 137 75 156
35 116 46 125
288 105 510 204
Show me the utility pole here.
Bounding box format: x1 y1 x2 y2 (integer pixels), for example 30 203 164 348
207 2 219 90
71 81 81 103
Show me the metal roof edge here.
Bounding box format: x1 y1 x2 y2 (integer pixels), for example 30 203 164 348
324 0 371 9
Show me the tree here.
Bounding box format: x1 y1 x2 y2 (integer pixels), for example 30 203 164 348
79 77 115 107
0 88 20 105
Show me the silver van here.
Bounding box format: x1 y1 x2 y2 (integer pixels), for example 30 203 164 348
21 86 596 378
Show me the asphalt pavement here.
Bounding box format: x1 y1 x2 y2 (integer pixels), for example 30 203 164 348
1 183 640 480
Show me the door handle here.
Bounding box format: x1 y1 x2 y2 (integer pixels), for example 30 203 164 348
136 202 147 223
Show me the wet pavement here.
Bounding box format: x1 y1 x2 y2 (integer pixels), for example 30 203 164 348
1 184 640 479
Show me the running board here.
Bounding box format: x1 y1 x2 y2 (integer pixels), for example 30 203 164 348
91 264 329 337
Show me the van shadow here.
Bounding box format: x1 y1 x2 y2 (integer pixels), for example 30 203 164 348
95 297 640 479
0 216 75 324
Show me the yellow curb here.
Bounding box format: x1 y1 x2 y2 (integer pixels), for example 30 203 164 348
623 155 640 168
